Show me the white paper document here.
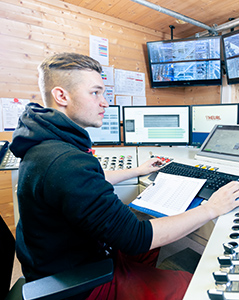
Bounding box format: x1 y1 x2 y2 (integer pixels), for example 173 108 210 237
114 69 145 96
132 173 206 216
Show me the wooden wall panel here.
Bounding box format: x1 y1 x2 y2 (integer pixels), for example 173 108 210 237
184 86 222 105
0 0 221 106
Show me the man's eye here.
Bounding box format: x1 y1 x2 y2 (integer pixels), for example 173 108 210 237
92 91 98 96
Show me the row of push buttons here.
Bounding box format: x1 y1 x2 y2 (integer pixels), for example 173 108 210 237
229 212 239 240
96 155 133 170
0 150 20 169
150 155 173 166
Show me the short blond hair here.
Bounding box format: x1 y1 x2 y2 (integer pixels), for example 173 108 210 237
38 52 102 107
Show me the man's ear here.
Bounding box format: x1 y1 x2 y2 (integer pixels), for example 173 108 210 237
51 87 69 107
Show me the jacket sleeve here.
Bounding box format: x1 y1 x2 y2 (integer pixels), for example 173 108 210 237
43 150 153 255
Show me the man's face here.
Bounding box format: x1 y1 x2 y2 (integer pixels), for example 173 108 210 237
65 70 109 129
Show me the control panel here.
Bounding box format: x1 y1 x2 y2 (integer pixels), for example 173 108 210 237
96 153 134 171
93 147 138 185
207 211 239 300
0 149 20 170
183 207 239 300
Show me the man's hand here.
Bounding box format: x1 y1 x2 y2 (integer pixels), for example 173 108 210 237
204 181 239 219
137 157 163 176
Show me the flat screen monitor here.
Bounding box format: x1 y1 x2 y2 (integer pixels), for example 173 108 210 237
147 36 222 88
86 105 121 145
123 105 190 146
191 103 239 146
222 29 239 85
195 124 239 163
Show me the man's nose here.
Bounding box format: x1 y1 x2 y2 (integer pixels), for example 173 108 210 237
100 95 109 107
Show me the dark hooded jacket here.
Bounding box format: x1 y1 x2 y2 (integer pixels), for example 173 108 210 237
10 103 152 282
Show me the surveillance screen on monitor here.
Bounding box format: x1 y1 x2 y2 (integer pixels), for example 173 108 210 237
123 105 190 146
191 104 239 146
222 29 239 84
147 36 221 88
86 105 121 145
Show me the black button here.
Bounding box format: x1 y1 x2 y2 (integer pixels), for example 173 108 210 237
230 232 239 239
228 241 238 248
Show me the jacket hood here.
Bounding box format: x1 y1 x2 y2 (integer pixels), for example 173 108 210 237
10 103 92 158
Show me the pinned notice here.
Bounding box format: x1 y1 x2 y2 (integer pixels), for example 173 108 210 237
1 98 30 131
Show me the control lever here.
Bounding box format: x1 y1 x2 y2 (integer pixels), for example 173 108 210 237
223 242 239 260
217 256 239 274
213 271 239 292
207 289 225 300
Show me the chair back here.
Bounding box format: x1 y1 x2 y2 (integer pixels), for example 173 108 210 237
0 215 15 300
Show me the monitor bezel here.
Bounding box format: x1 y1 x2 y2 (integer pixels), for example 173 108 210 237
190 103 239 146
86 105 121 146
146 35 222 88
222 29 239 85
123 105 190 146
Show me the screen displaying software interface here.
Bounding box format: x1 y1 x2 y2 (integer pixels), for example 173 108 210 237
197 125 239 163
86 106 121 145
191 104 238 145
123 106 190 145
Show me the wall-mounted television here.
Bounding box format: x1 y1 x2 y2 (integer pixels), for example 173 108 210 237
190 103 239 146
147 36 222 88
123 105 190 146
222 29 239 85
86 105 121 145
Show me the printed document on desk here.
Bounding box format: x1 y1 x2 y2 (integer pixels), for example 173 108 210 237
129 173 206 217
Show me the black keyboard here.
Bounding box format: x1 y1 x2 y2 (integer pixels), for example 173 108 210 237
148 162 239 200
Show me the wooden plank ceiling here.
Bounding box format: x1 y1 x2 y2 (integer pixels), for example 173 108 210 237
61 0 239 39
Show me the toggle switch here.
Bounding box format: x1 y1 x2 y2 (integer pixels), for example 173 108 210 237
207 289 225 300
213 271 239 292
223 242 237 255
213 271 230 285
223 242 239 260
218 256 233 267
218 255 239 273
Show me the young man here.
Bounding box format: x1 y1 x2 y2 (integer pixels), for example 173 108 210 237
10 52 239 300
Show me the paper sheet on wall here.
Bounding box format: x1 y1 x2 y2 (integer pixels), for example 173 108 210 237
132 96 146 106
1 98 30 130
101 66 114 86
104 87 114 105
115 69 145 96
116 96 131 121
90 35 109 66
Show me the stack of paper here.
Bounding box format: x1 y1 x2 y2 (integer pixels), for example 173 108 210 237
129 172 206 217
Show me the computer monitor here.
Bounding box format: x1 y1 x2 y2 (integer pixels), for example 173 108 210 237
86 105 121 145
123 105 190 146
147 35 222 88
222 29 239 85
190 103 239 146
195 124 239 163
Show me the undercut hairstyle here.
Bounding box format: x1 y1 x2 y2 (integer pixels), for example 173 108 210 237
38 52 102 107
